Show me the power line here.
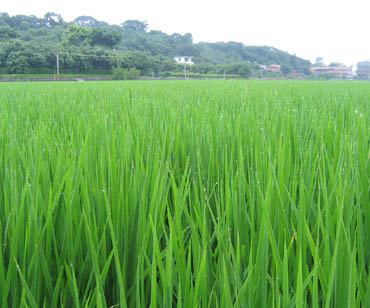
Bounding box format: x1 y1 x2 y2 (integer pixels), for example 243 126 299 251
58 51 127 59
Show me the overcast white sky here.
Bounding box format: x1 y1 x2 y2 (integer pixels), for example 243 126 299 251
2 0 370 65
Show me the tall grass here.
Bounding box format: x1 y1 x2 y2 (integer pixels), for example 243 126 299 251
0 80 369 307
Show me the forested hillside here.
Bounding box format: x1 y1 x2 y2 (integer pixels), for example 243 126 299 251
0 12 311 76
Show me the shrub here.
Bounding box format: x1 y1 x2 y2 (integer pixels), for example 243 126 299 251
112 68 141 80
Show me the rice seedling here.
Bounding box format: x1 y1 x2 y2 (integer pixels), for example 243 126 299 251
0 80 369 307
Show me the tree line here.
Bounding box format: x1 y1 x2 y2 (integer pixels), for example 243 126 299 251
0 12 312 77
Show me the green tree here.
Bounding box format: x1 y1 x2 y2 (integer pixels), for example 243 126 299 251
120 20 148 32
90 28 121 47
0 26 18 39
65 24 91 46
43 12 64 27
6 52 29 73
0 13 11 26
73 16 107 28
237 62 252 78
120 51 152 74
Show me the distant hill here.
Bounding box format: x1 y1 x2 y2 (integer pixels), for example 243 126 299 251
0 12 311 76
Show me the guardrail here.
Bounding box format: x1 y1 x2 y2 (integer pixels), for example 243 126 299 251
0 76 113 82
0 76 244 82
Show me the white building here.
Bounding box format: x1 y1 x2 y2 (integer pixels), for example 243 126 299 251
174 56 194 65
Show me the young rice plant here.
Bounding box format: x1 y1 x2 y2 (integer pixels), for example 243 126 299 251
0 80 369 307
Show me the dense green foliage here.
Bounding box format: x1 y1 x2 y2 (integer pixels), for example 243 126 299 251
112 68 141 80
0 12 311 75
0 81 369 307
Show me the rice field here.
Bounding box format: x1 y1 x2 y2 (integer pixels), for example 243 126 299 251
0 80 369 307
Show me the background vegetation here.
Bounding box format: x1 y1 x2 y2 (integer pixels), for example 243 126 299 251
0 12 311 77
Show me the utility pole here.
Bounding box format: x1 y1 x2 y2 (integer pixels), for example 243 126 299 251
224 67 226 80
56 50 60 80
184 63 187 79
